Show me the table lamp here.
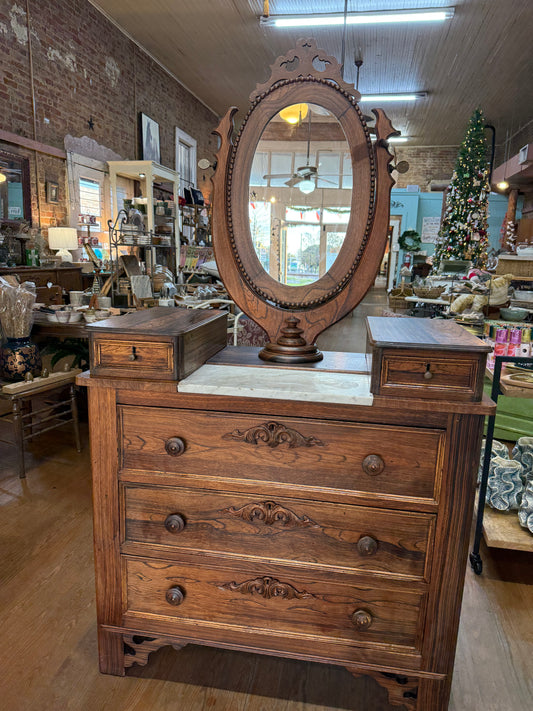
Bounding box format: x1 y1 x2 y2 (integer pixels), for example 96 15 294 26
47 227 78 262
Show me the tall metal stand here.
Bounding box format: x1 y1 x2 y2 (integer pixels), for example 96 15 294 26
469 354 533 575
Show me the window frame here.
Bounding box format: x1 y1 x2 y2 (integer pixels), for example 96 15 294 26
175 127 197 194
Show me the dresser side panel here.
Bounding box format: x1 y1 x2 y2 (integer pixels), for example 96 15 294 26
88 386 125 675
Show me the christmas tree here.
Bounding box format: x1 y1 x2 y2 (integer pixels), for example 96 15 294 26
433 108 490 269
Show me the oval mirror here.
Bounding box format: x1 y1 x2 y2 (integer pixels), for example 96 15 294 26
212 39 398 362
249 103 351 287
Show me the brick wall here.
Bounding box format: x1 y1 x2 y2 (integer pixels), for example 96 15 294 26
393 146 458 192
0 0 219 230
0 0 467 239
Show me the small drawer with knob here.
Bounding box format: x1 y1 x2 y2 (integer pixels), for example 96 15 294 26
375 350 485 402
367 317 490 402
121 484 435 580
120 406 444 504
87 308 228 380
89 335 176 380
124 557 426 651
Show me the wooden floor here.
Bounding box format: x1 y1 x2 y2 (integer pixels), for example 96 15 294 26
1 287 532 711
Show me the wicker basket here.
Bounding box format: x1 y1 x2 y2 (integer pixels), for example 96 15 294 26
388 283 413 310
413 286 445 300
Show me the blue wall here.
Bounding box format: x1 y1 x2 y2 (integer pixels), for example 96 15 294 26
391 189 510 282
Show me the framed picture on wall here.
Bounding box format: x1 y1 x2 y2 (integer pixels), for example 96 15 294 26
140 113 161 163
46 180 59 204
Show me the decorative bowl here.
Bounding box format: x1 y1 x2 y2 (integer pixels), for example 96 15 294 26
83 309 98 323
499 307 529 322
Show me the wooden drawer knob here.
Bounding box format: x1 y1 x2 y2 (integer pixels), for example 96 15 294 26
164 513 186 534
357 535 378 556
165 437 185 457
424 363 433 380
129 346 137 361
362 454 385 476
352 609 373 630
165 586 185 606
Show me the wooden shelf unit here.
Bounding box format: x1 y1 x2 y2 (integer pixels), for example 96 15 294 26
481 505 533 552
107 161 180 301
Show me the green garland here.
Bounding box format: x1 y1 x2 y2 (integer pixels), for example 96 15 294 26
399 230 421 251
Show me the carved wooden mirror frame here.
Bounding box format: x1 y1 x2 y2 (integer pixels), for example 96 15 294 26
212 39 398 363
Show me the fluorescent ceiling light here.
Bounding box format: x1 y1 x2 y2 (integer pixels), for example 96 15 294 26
264 8 454 28
361 93 427 102
388 137 409 143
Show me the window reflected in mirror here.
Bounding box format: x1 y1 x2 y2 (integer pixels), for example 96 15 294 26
0 150 31 225
249 103 351 286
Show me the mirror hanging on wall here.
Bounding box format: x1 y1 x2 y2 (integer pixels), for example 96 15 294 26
0 150 31 225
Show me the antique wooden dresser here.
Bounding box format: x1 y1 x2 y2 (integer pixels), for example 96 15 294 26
81 315 493 711
82 40 494 710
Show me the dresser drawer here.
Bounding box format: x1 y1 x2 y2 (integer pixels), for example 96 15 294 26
88 308 227 380
376 349 485 402
124 557 425 651
120 407 444 503
91 335 176 380
122 485 434 580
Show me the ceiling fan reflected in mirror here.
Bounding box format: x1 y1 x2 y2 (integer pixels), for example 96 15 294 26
262 109 338 194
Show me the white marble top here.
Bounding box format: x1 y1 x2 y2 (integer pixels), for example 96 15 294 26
178 364 373 406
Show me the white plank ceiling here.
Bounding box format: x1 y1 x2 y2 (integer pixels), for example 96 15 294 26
90 0 533 149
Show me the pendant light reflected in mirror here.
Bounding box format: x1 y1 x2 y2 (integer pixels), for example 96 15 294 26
279 103 308 125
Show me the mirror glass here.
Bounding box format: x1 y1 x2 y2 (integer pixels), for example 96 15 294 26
249 103 351 286
0 150 31 224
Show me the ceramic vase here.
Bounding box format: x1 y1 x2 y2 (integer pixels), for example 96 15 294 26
487 456 524 511
518 481 533 534
0 337 42 382
478 438 509 484
512 437 533 484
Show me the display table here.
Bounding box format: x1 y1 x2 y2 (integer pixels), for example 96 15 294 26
0 265 83 292
31 312 90 339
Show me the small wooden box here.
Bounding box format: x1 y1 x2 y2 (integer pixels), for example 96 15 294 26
367 316 490 402
88 307 227 381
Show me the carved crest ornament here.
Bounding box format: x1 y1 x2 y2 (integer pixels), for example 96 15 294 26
211 38 398 363
223 499 319 528
220 576 313 600
222 420 325 449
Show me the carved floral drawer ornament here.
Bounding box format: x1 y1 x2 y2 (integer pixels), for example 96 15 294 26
222 420 325 448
